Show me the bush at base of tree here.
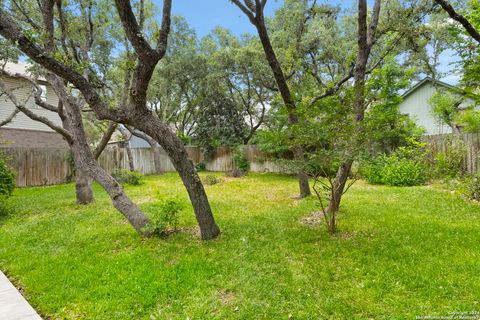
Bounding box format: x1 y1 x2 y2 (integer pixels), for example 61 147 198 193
111 169 144 186
145 198 183 236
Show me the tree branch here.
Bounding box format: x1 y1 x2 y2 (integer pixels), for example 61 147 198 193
435 0 480 44
367 0 382 49
0 109 20 127
231 0 256 22
0 9 119 121
93 122 118 160
0 78 73 143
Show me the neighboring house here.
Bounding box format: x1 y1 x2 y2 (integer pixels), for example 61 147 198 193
399 77 476 135
129 134 153 148
0 62 67 148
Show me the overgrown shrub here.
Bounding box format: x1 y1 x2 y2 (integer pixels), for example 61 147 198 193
362 138 429 186
195 162 206 172
0 156 15 198
146 198 183 236
432 142 465 179
0 156 16 219
226 168 246 178
468 175 480 201
112 169 144 185
203 175 219 185
362 158 385 185
384 156 426 186
232 146 249 174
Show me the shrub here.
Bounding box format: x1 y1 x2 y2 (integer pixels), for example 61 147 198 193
195 162 206 172
468 175 480 201
203 175 219 185
380 156 427 186
432 142 465 179
112 169 144 185
362 138 429 187
147 198 183 236
362 158 385 185
226 168 246 178
232 146 249 174
0 156 15 198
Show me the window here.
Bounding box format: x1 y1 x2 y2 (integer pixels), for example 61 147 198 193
39 85 47 102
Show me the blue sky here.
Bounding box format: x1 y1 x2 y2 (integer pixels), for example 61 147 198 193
164 0 458 84
170 0 284 37
169 0 356 37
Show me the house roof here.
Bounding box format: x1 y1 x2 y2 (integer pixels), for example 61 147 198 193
1 61 47 82
402 77 458 99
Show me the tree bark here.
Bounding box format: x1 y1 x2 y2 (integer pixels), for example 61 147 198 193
72 121 117 205
48 76 151 236
293 146 311 198
75 169 94 205
152 146 162 174
125 144 135 172
326 0 381 218
0 0 220 239
435 0 480 44
129 112 220 240
327 161 353 214
234 2 311 198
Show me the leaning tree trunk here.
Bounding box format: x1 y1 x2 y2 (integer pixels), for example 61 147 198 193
83 159 150 235
75 169 94 205
131 112 221 240
69 128 150 235
74 122 116 205
49 77 151 236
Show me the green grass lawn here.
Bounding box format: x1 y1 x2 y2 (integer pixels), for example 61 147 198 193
0 173 479 319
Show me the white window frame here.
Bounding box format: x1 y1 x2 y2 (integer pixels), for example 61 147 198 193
39 85 47 102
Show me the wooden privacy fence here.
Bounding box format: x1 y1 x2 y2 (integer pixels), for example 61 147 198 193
97 145 288 174
5 134 480 187
2 145 288 187
422 133 480 175
1 147 73 187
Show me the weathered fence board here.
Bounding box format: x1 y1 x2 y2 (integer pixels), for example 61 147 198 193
422 133 480 175
5 134 480 187
1 147 72 187
1 145 288 187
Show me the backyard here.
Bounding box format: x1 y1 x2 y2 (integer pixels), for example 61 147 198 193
0 173 478 319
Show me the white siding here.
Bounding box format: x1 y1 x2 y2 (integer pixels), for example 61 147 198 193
0 76 62 132
399 81 475 135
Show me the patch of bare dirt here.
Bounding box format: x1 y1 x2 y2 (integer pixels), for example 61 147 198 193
300 211 324 227
160 226 200 238
217 289 236 305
